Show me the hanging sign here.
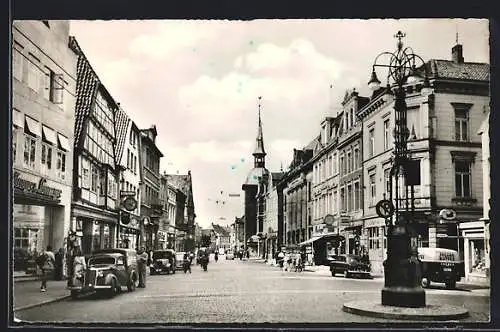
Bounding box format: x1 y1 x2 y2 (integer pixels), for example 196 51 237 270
376 199 395 218
123 196 138 211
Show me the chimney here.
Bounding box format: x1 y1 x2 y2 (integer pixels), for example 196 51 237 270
452 44 464 63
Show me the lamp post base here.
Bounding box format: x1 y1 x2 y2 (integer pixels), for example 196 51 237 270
382 286 426 308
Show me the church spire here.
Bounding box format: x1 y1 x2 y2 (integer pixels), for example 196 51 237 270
253 96 266 168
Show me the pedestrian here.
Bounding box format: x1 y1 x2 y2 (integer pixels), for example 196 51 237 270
277 250 285 269
214 251 219 262
137 247 148 288
72 246 86 287
54 248 64 280
183 253 192 273
36 245 55 292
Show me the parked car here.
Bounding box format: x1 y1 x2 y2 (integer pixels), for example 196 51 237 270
150 249 176 275
225 250 235 260
328 254 371 278
418 247 464 289
175 252 186 270
67 248 139 299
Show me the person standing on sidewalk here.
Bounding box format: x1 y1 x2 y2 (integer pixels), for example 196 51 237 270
137 247 148 288
37 245 55 292
72 246 86 287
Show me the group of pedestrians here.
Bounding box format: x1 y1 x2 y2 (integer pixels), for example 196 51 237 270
276 249 305 272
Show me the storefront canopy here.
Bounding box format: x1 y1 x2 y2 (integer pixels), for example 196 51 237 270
298 233 345 247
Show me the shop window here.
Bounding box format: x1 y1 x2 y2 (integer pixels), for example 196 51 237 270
470 239 486 274
368 227 380 250
103 224 112 249
92 223 102 251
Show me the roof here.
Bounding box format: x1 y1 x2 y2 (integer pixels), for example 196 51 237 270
212 223 230 237
425 60 489 82
70 37 100 148
114 107 131 164
304 135 320 151
244 167 269 185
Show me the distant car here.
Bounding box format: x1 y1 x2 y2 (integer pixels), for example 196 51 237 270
150 249 176 275
328 254 371 278
175 252 186 270
225 251 235 260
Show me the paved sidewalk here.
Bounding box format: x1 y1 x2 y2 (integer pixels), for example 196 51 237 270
13 279 69 312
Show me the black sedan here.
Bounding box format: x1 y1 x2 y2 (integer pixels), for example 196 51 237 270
328 254 371 278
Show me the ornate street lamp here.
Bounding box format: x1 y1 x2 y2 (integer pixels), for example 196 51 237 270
370 31 431 308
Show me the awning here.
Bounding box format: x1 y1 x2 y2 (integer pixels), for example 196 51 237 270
298 236 324 247
25 116 41 137
42 125 57 145
57 133 70 151
13 109 24 128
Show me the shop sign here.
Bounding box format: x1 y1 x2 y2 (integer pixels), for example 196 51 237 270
14 172 62 201
122 197 138 211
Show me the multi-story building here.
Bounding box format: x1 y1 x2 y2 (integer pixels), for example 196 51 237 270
69 37 121 256
212 223 231 251
261 171 284 259
231 215 245 252
336 90 369 255
12 21 77 273
159 173 181 249
242 104 269 253
358 42 489 276
165 172 196 251
194 222 202 249
114 106 142 250
139 126 163 251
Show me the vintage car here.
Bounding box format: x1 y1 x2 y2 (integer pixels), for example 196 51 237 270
150 249 176 275
328 254 371 278
418 247 464 289
67 248 139 299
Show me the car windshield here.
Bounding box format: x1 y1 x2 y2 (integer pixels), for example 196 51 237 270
347 256 361 263
89 256 116 266
153 252 171 260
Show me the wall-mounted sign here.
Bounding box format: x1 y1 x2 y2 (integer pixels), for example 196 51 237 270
13 172 62 201
439 209 457 221
324 214 335 225
120 190 136 197
123 197 138 211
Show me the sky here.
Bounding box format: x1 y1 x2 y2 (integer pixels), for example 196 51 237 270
68 19 489 229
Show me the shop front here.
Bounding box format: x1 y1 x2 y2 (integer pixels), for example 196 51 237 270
71 203 118 256
13 170 70 277
118 214 141 249
460 221 489 285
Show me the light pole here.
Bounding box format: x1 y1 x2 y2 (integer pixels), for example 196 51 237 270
369 31 431 308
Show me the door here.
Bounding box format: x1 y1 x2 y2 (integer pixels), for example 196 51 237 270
115 255 127 285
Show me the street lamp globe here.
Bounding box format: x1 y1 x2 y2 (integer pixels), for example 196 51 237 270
368 69 381 91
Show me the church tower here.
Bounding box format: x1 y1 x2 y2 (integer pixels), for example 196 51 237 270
242 97 269 251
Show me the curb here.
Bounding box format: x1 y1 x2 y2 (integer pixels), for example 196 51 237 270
342 301 469 321
14 294 71 312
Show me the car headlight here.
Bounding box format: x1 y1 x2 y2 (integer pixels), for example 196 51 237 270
97 271 104 278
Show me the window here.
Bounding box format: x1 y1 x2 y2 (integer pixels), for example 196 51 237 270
23 135 36 169
369 128 375 157
340 154 345 175
347 151 352 173
354 181 360 210
350 108 355 127
384 119 390 150
127 149 130 168
12 47 23 81
91 165 99 193
354 147 359 169
369 173 376 206
340 187 346 212
26 54 43 92
134 156 137 173
49 71 64 104
13 128 18 162
347 184 353 212
56 151 66 180
40 143 52 174
455 109 468 141
81 159 90 188
368 227 380 250
384 168 391 195
455 160 471 198
333 153 337 174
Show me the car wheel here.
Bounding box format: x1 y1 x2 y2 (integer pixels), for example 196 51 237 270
331 268 336 277
172 268 176 274
127 274 137 292
445 280 456 289
107 279 118 298
150 269 155 276
421 277 430 288
343 270 351 278
70 290 79 300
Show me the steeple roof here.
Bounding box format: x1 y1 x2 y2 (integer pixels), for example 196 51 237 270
253 97 266 157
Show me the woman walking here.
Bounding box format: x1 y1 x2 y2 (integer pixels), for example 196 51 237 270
37 245 55 292
72 247 86 287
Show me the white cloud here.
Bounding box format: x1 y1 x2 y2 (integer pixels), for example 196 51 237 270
128 21 223 60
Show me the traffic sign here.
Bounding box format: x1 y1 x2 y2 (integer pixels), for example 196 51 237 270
376 199 395 218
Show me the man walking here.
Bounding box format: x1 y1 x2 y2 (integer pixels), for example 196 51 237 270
137 247 148 288
37 245 55 292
